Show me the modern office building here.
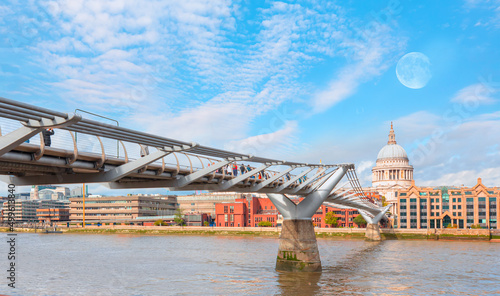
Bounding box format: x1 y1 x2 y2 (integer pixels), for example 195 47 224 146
1 200 70 222
30 185 71 200
36 208 70 223
14 193 30 200
184 213 211 226
68 195 178 222
396 178 499 229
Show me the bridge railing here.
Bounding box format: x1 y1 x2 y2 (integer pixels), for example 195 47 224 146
0 97 348 194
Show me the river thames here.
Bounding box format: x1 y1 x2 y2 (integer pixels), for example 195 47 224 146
1 233 499 295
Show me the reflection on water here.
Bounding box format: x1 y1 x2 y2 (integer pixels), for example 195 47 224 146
0 234 499 295
277 271 322 296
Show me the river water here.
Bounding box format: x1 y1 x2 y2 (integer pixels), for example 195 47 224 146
1 233 499 295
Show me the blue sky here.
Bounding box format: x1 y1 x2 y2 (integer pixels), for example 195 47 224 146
0 0 499 195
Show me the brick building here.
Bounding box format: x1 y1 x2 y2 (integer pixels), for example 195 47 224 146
215 196 373 228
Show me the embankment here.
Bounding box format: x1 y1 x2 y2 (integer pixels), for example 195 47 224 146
1 225 497 241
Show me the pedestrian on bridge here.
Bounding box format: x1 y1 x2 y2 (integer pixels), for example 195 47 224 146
42 128 54 147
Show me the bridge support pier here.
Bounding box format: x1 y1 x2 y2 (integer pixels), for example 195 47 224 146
268 166 349 272
359 205 391 241
276 219 321 272
365 223 381 241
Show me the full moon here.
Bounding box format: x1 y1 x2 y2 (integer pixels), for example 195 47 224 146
396 52 432 89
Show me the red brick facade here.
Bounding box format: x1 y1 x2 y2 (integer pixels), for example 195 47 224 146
215 195 381 228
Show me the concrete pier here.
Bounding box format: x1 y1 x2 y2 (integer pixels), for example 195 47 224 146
276 220 322 272
365 223 381 241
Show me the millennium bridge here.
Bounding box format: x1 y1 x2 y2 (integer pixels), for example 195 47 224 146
0 97 390 272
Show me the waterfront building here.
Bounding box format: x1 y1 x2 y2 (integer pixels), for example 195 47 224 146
396 178 499 229
176 192 266 216
36 208 70 223
68 195 178 222
214 196 373 228
1 200 69 222
369 123 413 212
184 213 211 226
215 199 248 227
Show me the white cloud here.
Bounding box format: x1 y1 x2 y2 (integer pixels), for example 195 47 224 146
419 167 500 187
3 1 406 169
224 121 299 158
450 83 497 105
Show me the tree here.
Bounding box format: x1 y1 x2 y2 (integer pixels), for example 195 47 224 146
381 196 388 207
324 212 338 227
258 221 273 227
154 219 164 226
203 221 210 226
353 214 367 227
174 208 185 226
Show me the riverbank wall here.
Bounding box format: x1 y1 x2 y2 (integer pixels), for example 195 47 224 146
2 225 498 241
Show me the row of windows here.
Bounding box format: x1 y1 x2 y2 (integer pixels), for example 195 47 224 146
223 214 234 222
401 197 497 203
74 213 132 216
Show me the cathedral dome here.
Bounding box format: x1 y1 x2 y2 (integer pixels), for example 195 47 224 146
376 122 408 161
377 144 408 160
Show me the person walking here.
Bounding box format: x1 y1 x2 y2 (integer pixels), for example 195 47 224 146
140 146 149 157
233 164 238 176
240 164 246 175
42 128 54 147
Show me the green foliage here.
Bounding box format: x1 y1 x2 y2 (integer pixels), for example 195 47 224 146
258 221 273 227
353 214 367 227
470 224 483 229
154 219 168 226
174 208 185 226
203 221 210 226
381 196 388 207
324 211 338 227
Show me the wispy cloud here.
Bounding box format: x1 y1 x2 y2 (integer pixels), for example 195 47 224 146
224 120 299 158
450 83 497 105
312 21 406 113
1 0 405 156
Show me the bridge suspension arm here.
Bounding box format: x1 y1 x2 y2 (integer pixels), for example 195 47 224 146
276 167 314 192
290 167 327 193
250 166 296 191
218 163 275 190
